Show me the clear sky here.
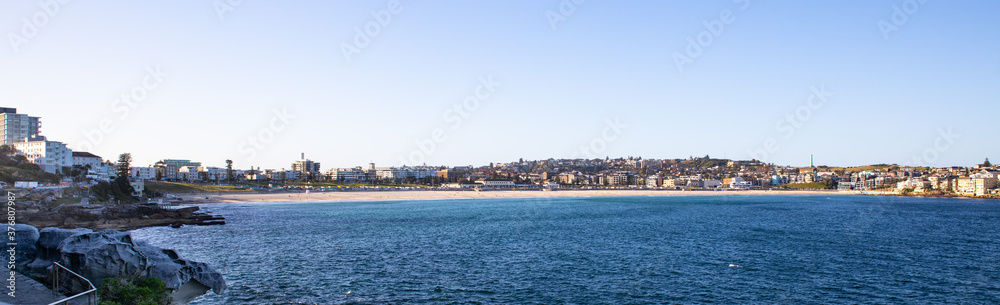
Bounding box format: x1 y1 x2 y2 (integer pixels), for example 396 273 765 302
1 1 997 169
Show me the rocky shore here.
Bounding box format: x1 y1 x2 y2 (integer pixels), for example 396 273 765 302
15 189 226 231
12 224 226 304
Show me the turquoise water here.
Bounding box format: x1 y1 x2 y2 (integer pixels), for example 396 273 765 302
131 195 1000 304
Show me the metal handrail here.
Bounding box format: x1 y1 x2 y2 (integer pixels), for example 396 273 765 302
48 262 97 305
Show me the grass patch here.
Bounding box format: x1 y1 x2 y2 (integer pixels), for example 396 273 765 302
52 197 82 205
779 182 829 189
145 181 249 194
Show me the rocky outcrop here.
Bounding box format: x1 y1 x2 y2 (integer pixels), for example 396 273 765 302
14 225 226 303
11 224 38 266
20 202 225 232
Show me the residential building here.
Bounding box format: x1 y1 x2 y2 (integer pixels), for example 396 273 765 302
327 167 368 182
72 152 103 169
645 176 660 188
178 166 201 182
13 136 71 173
0 107 41 145
955 178 976 196
729 177 752 189
974 178 999 197
130 166 156 181
154 159 202 181
292 154 321 177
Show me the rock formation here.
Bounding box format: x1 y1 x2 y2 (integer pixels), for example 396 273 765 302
15 225 226 303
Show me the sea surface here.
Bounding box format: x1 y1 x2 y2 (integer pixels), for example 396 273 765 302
131 195 1000 304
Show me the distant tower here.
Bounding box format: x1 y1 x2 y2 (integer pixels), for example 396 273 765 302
301 152 305 160
369 163 375 170
810 154 814 168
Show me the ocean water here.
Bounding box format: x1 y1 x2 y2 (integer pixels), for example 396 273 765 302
131 195 1000 304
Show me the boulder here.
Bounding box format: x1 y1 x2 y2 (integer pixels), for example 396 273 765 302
58 230 226 296
11 224 39 269
26 227 92 276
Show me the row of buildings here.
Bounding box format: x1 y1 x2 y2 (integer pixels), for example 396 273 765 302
5 106 998 197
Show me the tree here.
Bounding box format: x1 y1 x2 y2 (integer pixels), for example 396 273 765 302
225 159 233 183
984 158 992 168
112 153 136 203
117 153 132 178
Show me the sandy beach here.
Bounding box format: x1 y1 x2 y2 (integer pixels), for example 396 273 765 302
177 189 859 204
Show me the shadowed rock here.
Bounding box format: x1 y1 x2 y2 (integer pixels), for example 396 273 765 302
14 225 226 303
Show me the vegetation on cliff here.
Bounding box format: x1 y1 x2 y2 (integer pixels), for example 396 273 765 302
98 276 172 305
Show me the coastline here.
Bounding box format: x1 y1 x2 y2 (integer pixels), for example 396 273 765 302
177 189 858 204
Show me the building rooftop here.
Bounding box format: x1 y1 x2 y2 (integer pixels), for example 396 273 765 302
72 151 102 158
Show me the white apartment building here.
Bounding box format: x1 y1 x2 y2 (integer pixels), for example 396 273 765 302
72 151 103 169
178 166 201 181
13 137 71 174
130 166 157 181
645 176 660 188
0 107 41 145
328 168 367 181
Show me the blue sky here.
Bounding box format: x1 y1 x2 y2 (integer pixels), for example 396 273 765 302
1 0 997 169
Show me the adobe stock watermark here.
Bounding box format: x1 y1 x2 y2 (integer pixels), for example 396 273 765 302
76 65 168 152
877 0 927 40
7 0 72 54
237 107 295 164
213 0 246 21
746 85 834 162
545 0 588 31
672 0 750 73
908 127 959 166
340 0 411 64
570 117 627 159
397 74 501 166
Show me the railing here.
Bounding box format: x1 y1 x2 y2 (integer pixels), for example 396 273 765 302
48 262 97 305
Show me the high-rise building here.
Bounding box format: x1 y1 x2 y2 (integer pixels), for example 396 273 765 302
1 107 42 145
292 153 321 175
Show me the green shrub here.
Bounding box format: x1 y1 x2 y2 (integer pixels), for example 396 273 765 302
98 276 171 305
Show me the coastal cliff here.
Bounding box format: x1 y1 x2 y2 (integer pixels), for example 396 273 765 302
13 224 226 304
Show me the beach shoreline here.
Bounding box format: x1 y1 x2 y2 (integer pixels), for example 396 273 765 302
176 189 865 205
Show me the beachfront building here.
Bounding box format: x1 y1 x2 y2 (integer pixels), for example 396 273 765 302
327 167 368 182
729 177 752 189
663 178 685 189
375 166 438 182
703 180 723 189
609 172 631 186
292 154 321 180
974 178 999 196
475 179 515 189
645 176 660 188
203 167 227 181
955 177 976 196
0 107 41 145
441 181 479 189
13 136 71 174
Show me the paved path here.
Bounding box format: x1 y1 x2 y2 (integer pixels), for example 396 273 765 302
0 267 67 305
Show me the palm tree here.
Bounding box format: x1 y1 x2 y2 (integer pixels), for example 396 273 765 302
225 159 233 183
